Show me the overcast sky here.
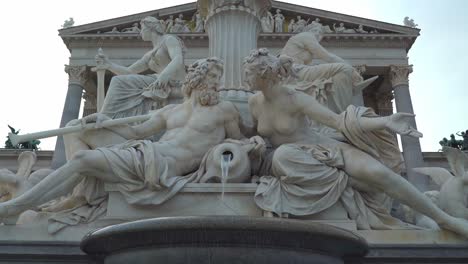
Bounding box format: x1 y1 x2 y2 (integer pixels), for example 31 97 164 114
0 0 466 151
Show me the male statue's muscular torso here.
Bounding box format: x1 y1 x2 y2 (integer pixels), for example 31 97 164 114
155 100 240 175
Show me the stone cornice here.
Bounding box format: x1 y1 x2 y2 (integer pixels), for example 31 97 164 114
61 32 417 51
389 64 413 87
59 1 420 37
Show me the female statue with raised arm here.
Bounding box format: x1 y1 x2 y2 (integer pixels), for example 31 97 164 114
96 16 187 119
244 49 468 237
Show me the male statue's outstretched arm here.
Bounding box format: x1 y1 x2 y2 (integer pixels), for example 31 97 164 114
84 106 171 140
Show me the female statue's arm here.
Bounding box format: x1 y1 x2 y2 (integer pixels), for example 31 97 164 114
295 92 342 130
295 91 422 137
96 51 149 75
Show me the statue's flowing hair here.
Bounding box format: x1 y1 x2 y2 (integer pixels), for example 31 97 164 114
182 57 224 99
243 48 295 80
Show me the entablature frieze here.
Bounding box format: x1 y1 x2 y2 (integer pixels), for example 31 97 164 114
61 33 417 51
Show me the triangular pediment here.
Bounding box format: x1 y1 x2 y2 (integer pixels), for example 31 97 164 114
59 2 198 35
59 1 419 36
271 1 419 35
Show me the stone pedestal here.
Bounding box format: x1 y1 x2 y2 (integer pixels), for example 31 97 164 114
81 216 368 264
200 0 271 90
389 65 427 190
51 65 87 169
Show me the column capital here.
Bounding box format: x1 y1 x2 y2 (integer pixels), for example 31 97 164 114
65 65 87 86
199 0 271 21
389 64 413 87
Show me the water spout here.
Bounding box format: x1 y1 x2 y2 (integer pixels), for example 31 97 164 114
221 151 232 200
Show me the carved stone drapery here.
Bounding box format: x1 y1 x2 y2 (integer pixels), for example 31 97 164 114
389 64 413 87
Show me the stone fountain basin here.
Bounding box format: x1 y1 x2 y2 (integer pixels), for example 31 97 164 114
81 216 368 264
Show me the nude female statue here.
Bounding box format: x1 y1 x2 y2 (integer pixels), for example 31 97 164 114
0 58 244 217
243 48 468 237
96 16 187 119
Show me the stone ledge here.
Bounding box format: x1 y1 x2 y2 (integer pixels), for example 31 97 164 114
0 240 464 264
0 224 465 245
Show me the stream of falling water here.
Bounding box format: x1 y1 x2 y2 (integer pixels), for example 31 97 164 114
220 153 232 201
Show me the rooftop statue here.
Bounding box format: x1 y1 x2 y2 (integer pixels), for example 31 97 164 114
122 23 140 33
287 18 295 33
403 16 418 28
105 27 120 33
355 24 368 34
273 9 284 33
458 130 468 150
310 18 333 34
165 15 174 33
293 15 309 33
192 12 205 33
260 11 274 32
243 48 468 237
0 58 247 219
95 16 187 119
333 22 356 33
280 23 376 114
171 14 191 33
61 17 74 29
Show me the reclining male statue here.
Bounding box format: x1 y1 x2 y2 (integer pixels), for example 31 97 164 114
0 57 245 217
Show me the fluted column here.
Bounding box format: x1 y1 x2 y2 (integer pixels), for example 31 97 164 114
51 65 87 169
389 65 427 190
200 0 271 89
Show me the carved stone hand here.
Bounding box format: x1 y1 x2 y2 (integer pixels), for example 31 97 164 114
385 113 423 138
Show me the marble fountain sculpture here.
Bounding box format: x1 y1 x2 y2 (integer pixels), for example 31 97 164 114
2 0 468 263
